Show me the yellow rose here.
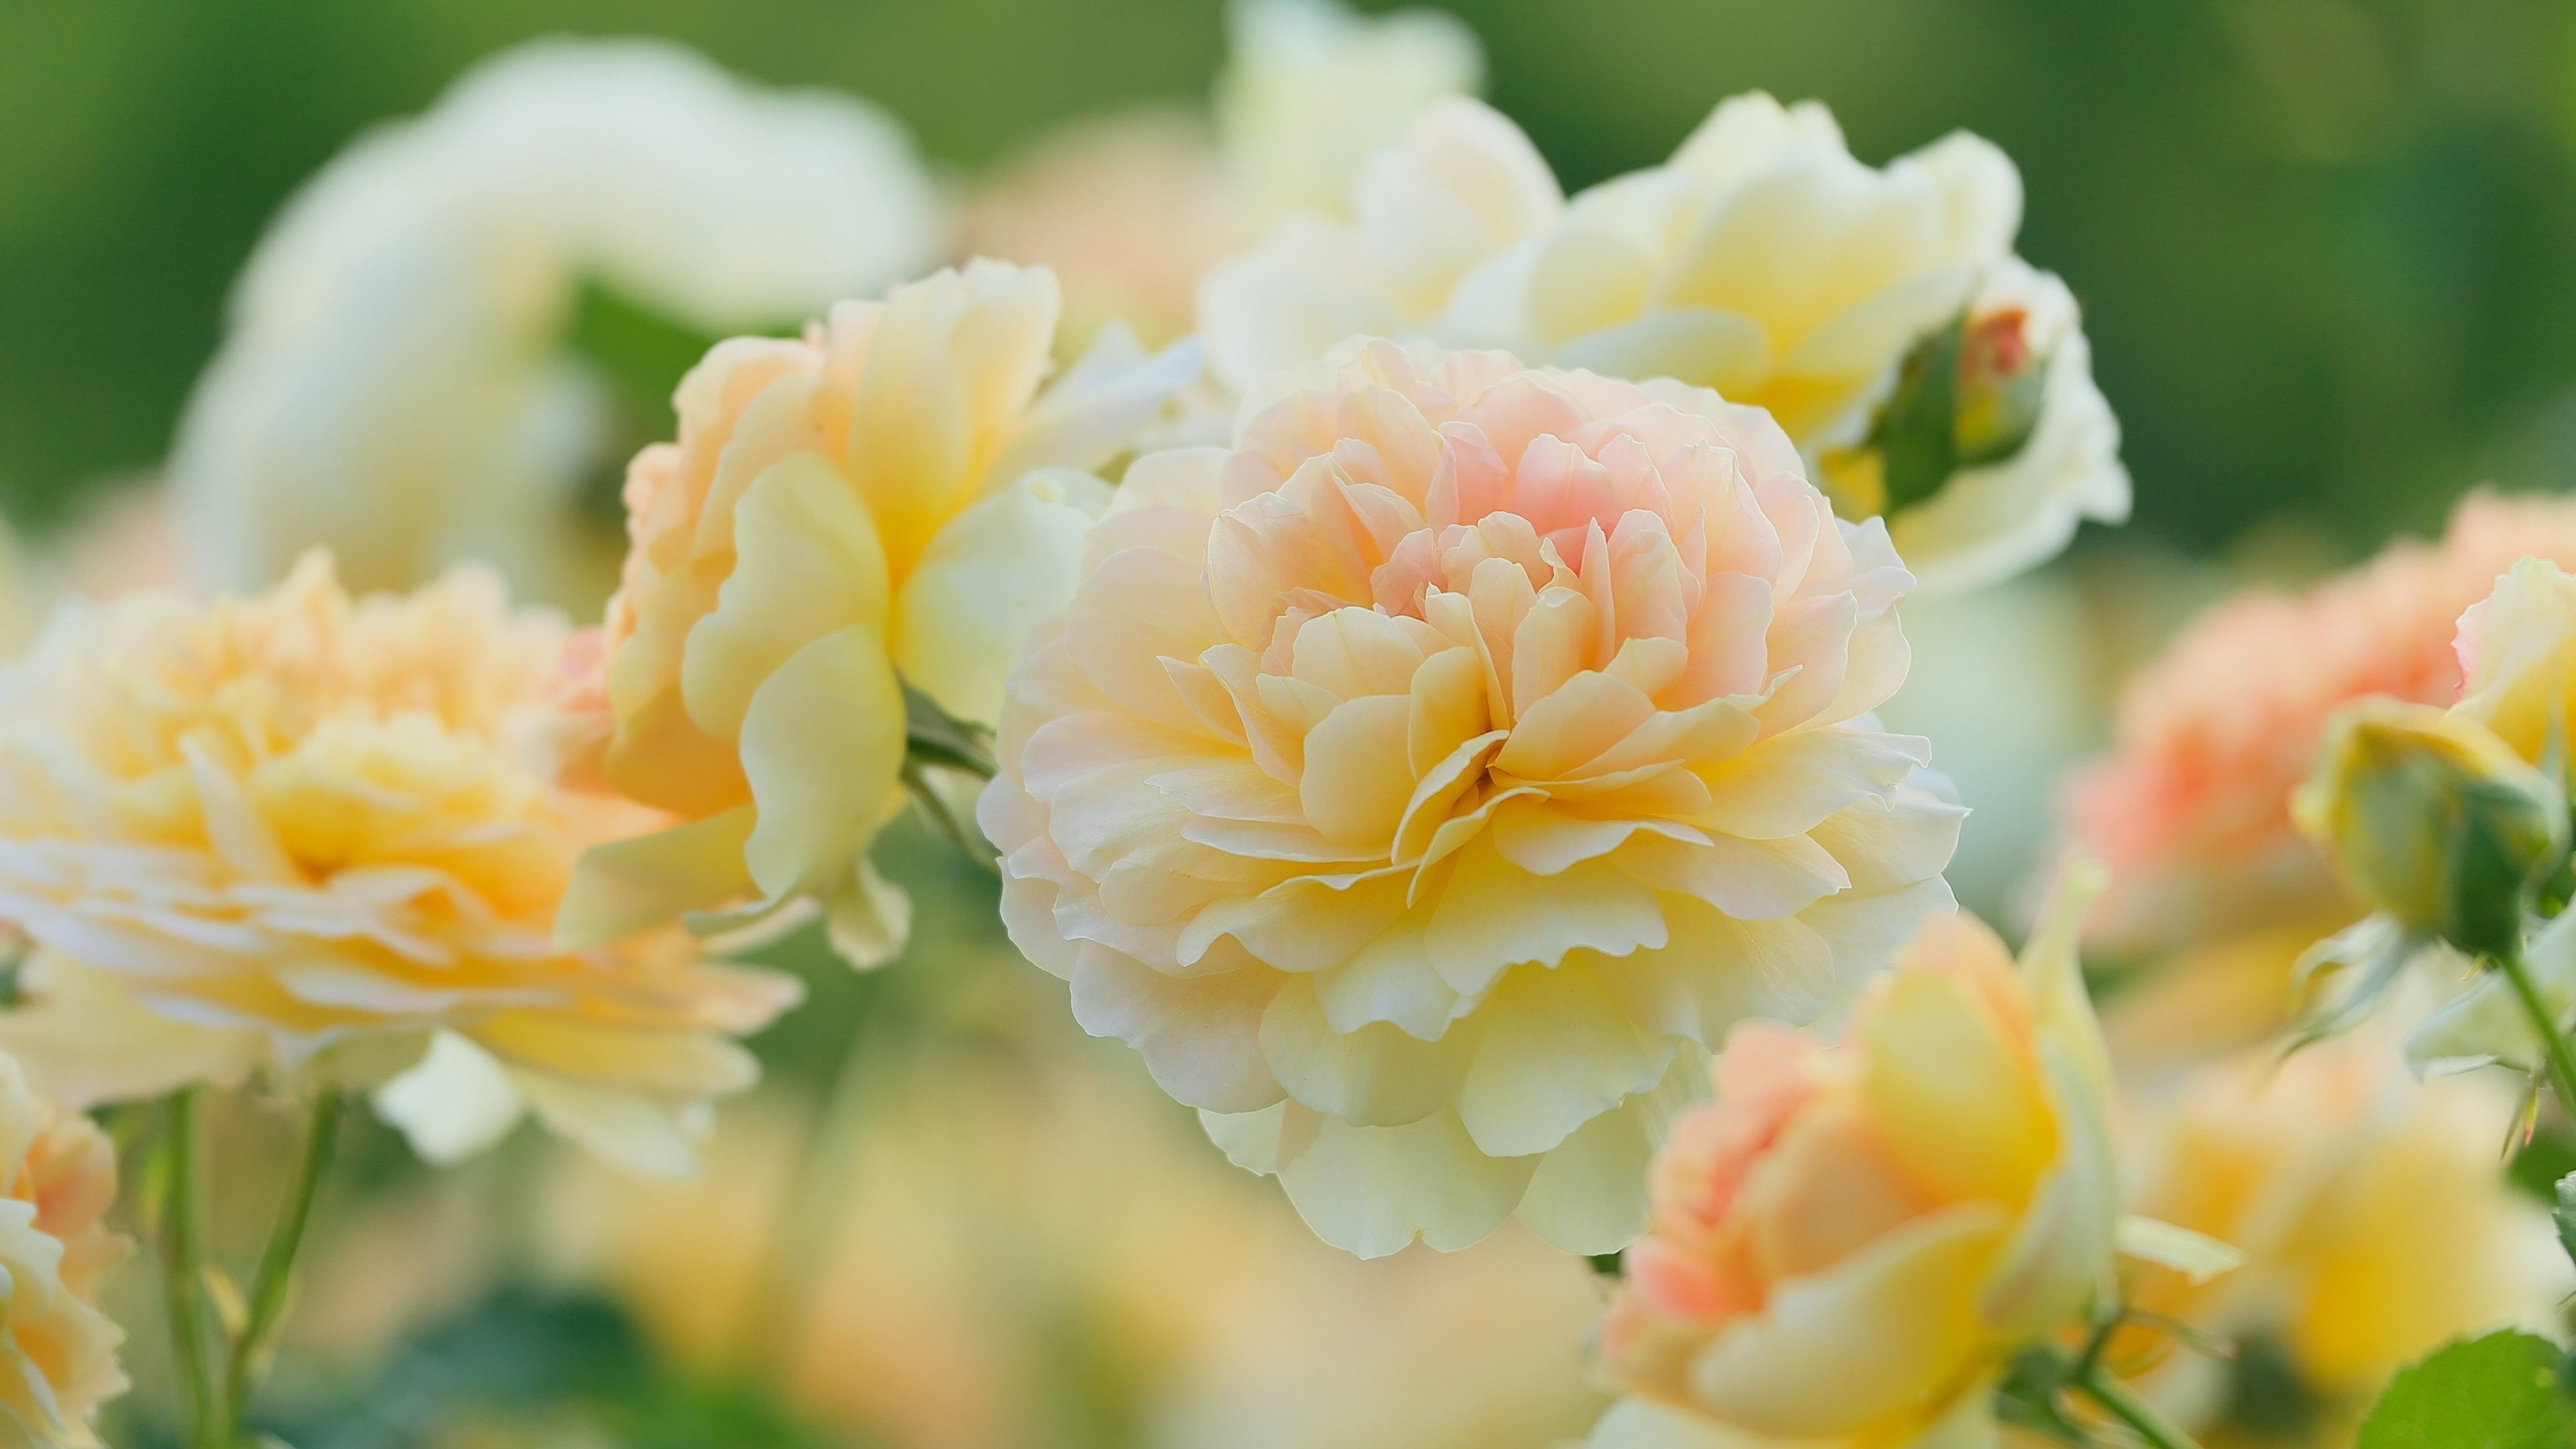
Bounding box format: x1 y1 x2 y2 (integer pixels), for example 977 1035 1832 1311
1199 93 2127 595
0 555 798 1175
1594 882 2118 1448
2110 1029 2569 1446
2290 697 2564 959
981 337 1962 1257
0 1053 127 1445
557 260 1197 965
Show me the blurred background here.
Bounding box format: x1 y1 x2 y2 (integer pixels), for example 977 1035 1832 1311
7 1 2576 1445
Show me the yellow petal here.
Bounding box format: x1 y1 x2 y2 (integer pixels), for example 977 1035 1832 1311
737 624 906 902
555 806 758 950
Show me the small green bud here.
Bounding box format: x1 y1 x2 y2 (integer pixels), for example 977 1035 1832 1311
2292 700 2568 959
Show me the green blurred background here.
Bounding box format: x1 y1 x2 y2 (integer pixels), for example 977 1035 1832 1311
6 0 2576 549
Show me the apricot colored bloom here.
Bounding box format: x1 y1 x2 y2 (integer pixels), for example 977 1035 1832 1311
2065 494 2576 1057
1595 885 2117 1449
168 39 940 610
2109 1030 2567 1446
0 556 798 1175
0 1053 126 1446
980 338 1962 1257
1199 93 2125 595
555 260 1196 966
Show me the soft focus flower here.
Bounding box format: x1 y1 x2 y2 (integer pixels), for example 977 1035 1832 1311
0 555 799 1175
1199 92 2126 594
980 337 1961 1257
2066 493 2576 1057
960 112 1248 354
553 260 1196 967
2290 698 2563 959
959 0 1481 358
2112 1030 2567 1446
1595 879 2117 1448
1211 0 1483 225
169 38 941 609
0 1053 126 1446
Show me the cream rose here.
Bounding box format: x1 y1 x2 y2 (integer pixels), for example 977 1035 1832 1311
0 555 799 1175
1593 888 2118 1448
170 38 942 609
1199 93 2127 595
979 337 1962 1257
555 260 1197 966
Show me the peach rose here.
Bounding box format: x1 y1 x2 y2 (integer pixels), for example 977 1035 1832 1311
0 555 798 1175
980 337 1961 1256
2063 493 2576 1061
1596 884 2118 1448
556 260 1197 966
0 1053 126 1445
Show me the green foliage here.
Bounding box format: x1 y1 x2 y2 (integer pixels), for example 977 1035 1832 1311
1866 315 1966 517
2357 1332 2576 1449
2555 1171 2576 1271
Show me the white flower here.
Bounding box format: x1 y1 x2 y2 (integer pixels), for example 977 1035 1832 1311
169 38 939 608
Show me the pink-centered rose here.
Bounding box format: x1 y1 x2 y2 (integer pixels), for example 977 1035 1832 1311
1596 886 2119 1448
980 338 1961 1256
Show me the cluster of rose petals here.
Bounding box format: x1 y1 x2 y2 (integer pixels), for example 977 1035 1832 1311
981 339 1960 1257
2065 492 2576 953
0 1053 126 1445
554 260 1195 966
0 555 798 1175
1597 900 2118 1449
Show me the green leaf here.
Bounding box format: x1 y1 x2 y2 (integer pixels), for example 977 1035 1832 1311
2357 1332 2576 1449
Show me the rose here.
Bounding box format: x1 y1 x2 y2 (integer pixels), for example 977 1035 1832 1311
555 260 1197 965
981 337 1960 1256
1595 880 2118 1447
1198 92 2127 595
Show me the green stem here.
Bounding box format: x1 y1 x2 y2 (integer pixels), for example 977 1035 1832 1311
903 759 996 873
2494 945 2576 1113
224 1089 345 1440
160 1089 225 1449
2076 1362 2204 1449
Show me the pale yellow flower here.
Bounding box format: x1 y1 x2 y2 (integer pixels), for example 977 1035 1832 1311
1200 93 2127 595
959 0 1481 360
2111 1030 2567 1446
1212 0 1483 226
980 337 1961 1256
554 260 1196 967
0 555 798 1175
168 38 941 609
1593 885 2118 1449
0 1053 127 1446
